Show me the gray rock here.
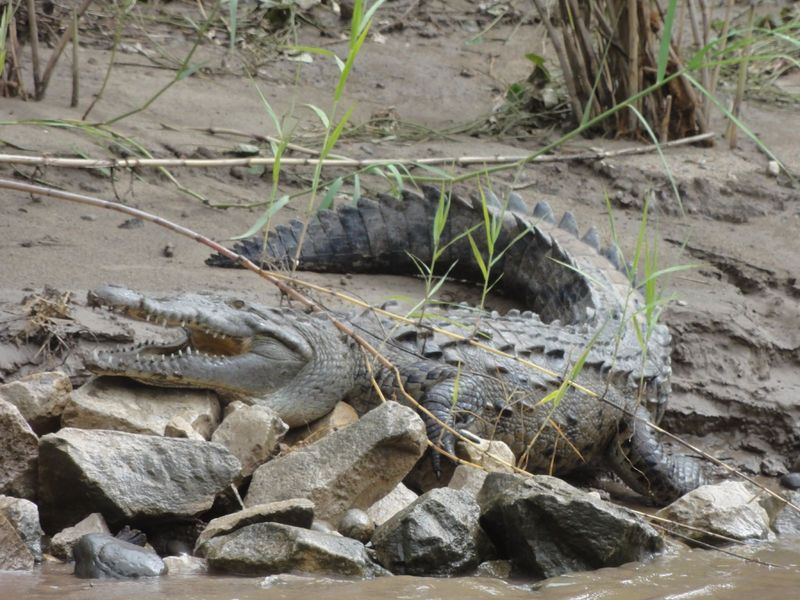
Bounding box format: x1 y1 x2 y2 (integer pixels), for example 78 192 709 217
0 513 35 570
772 491 800 536
73 533 166 579
0 495 43 561
780 472 800 490
202 522 388 577
0 398 38 499
366 483 418 527
449 465 489 497
211 402 288 478
372 487 494 575
656 481 770 546
478 472 663 579
195 498 315 554
456 438 516 473
38 428 240 532
338 509 374 543
50 513 110 561
285 401 359 447
475 559 513 579
164 416 206 441
63 377 221 439
245 402 427 524
163 554 208 575
0 371 71 434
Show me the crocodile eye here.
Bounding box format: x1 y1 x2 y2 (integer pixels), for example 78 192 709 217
228 299 246 309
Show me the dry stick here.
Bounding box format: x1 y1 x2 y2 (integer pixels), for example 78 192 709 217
704 0 736 126
82 0 125 121
25 0 41 94
70 9 79 108
36 0 95 100
161 124 354 160
530 0 584 123
0 132 716 171
7 14 26 98
2 177 798 521
727 5 756 149
626 0 639 133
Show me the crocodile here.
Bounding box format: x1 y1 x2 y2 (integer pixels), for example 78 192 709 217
86 186 706 505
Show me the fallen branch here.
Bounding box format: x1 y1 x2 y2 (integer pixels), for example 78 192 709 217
0 132 715 170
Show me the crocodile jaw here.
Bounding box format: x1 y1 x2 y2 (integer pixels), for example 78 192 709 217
85 285 306 396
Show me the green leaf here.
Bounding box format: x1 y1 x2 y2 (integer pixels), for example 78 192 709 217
385 163 404 193
322 105 354 157
466 233 489 280
335 19 371 102
232 195 289 240
319 177 343 211
657 0 677 83
304 104 330 129
228 0 238 52
352 174 361 204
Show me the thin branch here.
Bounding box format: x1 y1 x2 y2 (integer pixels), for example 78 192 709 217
36 0 95 100
26 0 41 94
0 132 715 170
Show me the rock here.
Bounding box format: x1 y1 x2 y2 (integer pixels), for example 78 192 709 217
245 402 427 524
766 160 780 177
163 554 208 575
475 559 513 579
38 428 240 532
372 487 493 575
656 481 770 546
49 513 110 561
366 483 418 527
478 473 663 579
780 472 800 490
337 509 374 543
449 465 489 497
164 416 206 441
195 499 315 554
772 491 800 536
285 401 359 447
202 522 387 577
0 513 34 570
0 495 43 561
456 438 516 473
0 397 38 499
73 533 166 579
761 456 788 477
0 371 71 434
211 402 288 478
62 377 221 439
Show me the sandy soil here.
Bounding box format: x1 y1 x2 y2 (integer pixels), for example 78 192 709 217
1 1 798 476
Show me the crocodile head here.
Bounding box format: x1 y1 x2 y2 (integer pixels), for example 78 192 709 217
85 285 357 426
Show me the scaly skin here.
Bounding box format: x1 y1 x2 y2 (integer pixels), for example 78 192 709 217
87 187 705 504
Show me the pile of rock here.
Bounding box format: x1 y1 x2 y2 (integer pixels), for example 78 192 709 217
0 371 796 579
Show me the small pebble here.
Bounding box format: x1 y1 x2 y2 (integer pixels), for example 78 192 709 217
81 215 96 222
766 161 780 177
162 243 175 258
118 218 143 229
780 472 800 490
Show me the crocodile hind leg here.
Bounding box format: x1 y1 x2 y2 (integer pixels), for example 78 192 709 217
606 405 706 505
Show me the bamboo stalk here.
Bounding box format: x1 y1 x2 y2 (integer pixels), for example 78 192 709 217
26 0 41 94
70 9 79 108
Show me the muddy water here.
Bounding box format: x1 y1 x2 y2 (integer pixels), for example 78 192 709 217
2 537 799 600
